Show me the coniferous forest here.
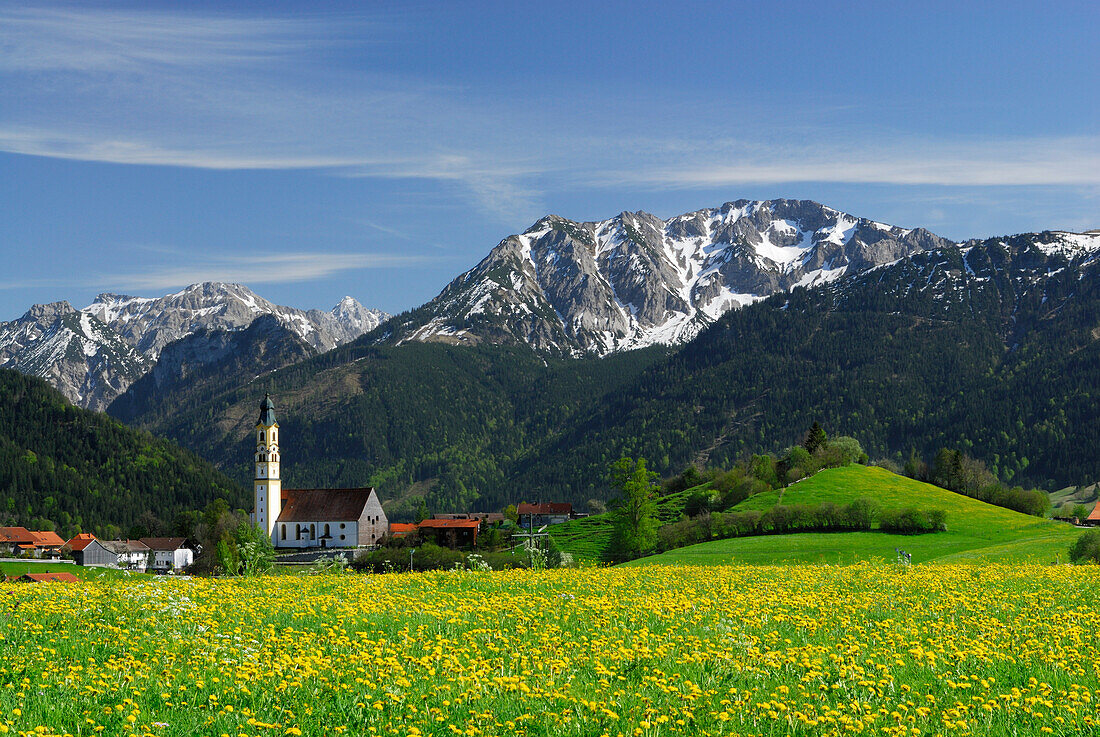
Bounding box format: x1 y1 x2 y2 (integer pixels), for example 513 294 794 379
0 369 246 537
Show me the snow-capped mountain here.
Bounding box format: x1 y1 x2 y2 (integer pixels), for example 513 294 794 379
83 282 387 359
0 302 150 411
382 199 953 354
0 283 388 410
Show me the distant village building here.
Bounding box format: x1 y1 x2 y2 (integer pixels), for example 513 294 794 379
517 503 575 527
416 518 481 548
64 534 118 567
0 528 66 558
252 395 388 549
102 540 151 571
139 538 194 571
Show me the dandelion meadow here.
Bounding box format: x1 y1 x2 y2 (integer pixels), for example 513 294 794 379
3 565 1100 737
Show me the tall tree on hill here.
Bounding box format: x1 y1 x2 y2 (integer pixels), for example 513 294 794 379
803 422 827 455
609 457 660 561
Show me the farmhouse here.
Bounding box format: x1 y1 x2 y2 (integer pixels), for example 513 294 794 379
0 527 66 558
64 534 118 567
252 395 388 549
102 540 151 571
139 537 194 571
517 502 575 527
416 518 481 548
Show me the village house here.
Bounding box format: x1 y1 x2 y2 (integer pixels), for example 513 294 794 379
139 537 194 572
517 503 576 527
0 527 66 558
251 395 389 549
63 534 118 567
416 518 481 548
102 540 151 571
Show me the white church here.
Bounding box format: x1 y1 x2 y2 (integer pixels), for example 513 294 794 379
253 395 389 549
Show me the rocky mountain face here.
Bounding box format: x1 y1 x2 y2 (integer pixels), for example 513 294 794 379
108 314 317 425
83 282 386 357
379 199 953 354
0 302 150 411
0 283 388 410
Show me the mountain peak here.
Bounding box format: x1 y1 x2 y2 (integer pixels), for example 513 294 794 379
384 199 954 355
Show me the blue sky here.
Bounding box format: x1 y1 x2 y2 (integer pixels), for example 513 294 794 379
1 0 1097 321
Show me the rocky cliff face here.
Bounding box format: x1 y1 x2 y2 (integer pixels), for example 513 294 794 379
83 283 387 357
108 314 316 424
381 199 953 354
0 303 150 411
0 283 388 409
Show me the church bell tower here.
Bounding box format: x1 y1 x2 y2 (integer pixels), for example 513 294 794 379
254 394 281 544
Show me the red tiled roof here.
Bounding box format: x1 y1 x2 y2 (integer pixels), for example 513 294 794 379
517 503 572 515
277 488 378 523
1088 501 1100 521
31 531 66 547
65 533 99 552
416 519 481 529
138 537 188 551
389 523 419 535
0 527 35 544
20 572 79 583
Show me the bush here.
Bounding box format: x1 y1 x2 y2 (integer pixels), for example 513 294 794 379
1069 529 1100 564
879 508 947 534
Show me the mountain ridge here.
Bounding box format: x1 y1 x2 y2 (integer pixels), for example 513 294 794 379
379 199 953 354
0 282 388 410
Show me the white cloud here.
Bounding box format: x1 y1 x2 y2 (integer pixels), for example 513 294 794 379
597 137 1100 189
99 251 427 292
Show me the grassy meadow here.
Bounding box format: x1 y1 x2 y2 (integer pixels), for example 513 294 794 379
4 565 1100 736
557 464 1080 566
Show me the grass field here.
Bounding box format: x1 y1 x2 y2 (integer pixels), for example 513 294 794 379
589 465 1083 567
3 565 1100 736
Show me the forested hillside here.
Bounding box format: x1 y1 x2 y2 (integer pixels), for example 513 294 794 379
515 234 1100 499
110 341 666 516
0 369 247 537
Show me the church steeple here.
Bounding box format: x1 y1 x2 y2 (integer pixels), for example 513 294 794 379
253 394 281 544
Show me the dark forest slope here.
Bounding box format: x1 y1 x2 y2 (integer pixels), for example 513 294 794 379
0 369 246 537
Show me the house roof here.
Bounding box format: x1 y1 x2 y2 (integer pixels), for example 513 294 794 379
138 537 188 551
31 531 66 547
388 523 419 537
1088 501 1100 521
417 519 480 529
20 572 79 583
64 533 99 552
517 503 572 515
0 527 35 544
276 488 378 524
102 540 150 554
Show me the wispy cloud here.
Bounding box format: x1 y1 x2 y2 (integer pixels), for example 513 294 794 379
3 2 1098 231
99 251 427 293
599 136 1100 189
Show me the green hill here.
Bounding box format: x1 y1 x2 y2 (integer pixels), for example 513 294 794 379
0 368 247 538
627 465 1079 566
551 464 1080 565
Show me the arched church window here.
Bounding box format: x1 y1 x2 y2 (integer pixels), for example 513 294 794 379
281 524 286 540
324 524 330 536
310 524 316 539
296 524 302 540
260 431 265 442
